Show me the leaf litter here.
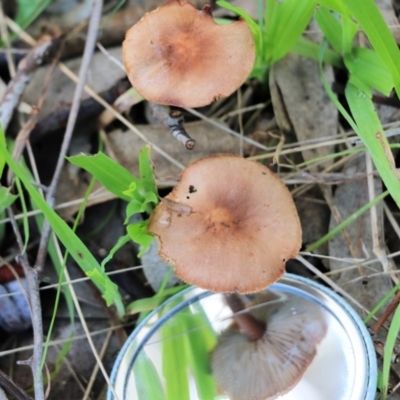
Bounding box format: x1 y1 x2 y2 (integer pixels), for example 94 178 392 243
2 0 400 398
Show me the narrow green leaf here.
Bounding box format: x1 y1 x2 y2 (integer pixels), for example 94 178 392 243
342 0 400 98
134 351 165 400
0 129 124 316
100 234 131 268
264 0 316 65
383 304 400 397
317 0 350 15
315 6 343 53
345 83 400 208
306 191 389 252
344 48 394 95
68 152 138 201
341 14 358 55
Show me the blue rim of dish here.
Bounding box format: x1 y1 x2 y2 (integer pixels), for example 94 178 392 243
107 273 377 400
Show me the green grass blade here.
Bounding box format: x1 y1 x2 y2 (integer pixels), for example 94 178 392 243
342 0 400 98
0 128 124 316
139 146 158 203
315 6 343 53
264 0 316 65
382 304 400 397
345 83 400 208
306 191 389 252
14 0 52 30
317 0 350 15
341 14 358 55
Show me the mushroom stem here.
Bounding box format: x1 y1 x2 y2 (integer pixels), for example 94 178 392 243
149 103 195 149
225 294 266 341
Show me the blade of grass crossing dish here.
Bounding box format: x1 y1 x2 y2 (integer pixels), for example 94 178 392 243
183 304 217 400
342 0 400 98
345 84 400 208
134 351 165 400
161 302 190 400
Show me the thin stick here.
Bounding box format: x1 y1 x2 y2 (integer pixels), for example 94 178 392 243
34 0 104 271
7 209 44 400
0 38 56 131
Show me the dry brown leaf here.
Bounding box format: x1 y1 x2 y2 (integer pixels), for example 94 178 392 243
328 155 392 317
270 52 337 172
23 47 126 120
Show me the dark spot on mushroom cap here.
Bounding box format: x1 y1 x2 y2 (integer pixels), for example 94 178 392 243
189 185 197 193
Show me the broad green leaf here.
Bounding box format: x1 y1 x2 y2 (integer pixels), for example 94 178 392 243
317 0 350 15
264 0 316 65
68 152 138 201
344 48 394 95
0 187 17 210
139 146 158 203
15 0 52 29
134 351 165 400
345 83 400 208
342 0 400 99
315 6 343 53
0 129 124 316
127 220 154 257
341 14 358 55
125 192 158 221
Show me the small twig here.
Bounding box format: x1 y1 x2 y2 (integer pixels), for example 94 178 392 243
0 38 60 131
0 368 33 400
35 0 104 271
150 103 196 149
7 209 44 400
370 290 400 335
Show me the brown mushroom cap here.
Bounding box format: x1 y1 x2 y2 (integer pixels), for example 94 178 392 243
122 0 255 108
148 154 302 293
211 293 328 400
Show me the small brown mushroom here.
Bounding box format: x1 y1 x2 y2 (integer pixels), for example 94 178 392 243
148 154 302 293
122 0 255 108
211 292 328 400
